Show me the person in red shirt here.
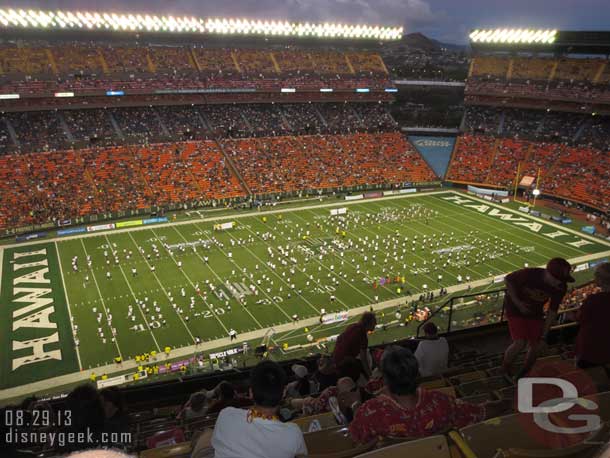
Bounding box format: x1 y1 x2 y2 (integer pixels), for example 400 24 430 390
502 258 574 379
576 262 610 368
332 312 377 377
348 346 507 444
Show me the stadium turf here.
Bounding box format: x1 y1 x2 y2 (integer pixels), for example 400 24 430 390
1 191 608 390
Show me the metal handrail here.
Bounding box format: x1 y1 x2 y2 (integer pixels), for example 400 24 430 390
415 288 584 337
416 288 507 337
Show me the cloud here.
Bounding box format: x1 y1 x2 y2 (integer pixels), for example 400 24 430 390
5 0 441 29
279 0 439 27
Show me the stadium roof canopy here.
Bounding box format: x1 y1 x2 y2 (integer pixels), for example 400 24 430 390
0 8 403 41
469 29 610 54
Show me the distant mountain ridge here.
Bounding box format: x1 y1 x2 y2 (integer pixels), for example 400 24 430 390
383 32 467 52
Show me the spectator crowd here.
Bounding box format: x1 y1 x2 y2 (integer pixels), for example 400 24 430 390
0 128 436 230
467 55 610 105
0 43 392 96
0 103 397 155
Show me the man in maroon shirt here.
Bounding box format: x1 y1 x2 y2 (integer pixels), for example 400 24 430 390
502 258 574 379
576 262 610 368
332 312 377 377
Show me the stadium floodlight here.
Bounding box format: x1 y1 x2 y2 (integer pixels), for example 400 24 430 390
0 7 403 40
470 28 557 44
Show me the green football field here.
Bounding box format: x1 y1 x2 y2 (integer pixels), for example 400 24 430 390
1 191 609 391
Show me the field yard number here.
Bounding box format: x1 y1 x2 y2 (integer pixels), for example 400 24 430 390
314 285 336 294
202 308 227 319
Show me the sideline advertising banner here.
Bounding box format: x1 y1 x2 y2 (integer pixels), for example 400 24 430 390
86 223 116 232
467 185 509 197
15 232 47 242
58 227 87 236
116 220 144 228
143 217 169 225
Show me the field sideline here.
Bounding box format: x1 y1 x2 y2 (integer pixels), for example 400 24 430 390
1 190 609 398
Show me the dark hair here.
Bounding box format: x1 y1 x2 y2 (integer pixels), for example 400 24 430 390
250 360 286 407
190 392 207 412
64 383 105 450
295 376 312 396
381 346 419 396
360 312 377 330
423 321 438 336
218 381 236 400
100 386 125 414
337 356 362 382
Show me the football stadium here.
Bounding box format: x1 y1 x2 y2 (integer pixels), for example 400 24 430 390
0 5 609 458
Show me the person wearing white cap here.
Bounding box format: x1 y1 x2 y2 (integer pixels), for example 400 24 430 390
285 364 315 398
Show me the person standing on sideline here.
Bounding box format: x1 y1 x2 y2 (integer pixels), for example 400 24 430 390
575 263 610 368
332 312 377 378
414 322 449 377
502 258 574 379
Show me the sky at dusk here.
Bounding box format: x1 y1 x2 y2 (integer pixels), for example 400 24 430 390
1 0 609 44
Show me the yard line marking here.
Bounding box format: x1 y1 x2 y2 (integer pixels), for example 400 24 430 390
229 222 350 315
255 215 384 302
306 205 448 286
79 239 123 360
103 235 162 353
124 232 196 344
435 195 596 255
390 199 535 271
290 210 406 295
351 201 509 278
401 198 566 268
217 224 321 315
5 190 608 252
55 242 83 371
145 227 235 334
149 227 231 334
239 220 371 307
171 225 268 327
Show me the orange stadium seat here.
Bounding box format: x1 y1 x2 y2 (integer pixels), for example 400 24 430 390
346 52 387 75
233 49 277 76
190 48 238 74
0 45 53 76
149 46 197 74
100 46 151 74
225 132 436 195
273 50 316 75
52 45 105 75
471 56 509 79
446 134 610 212
82 146 152 214
510 57 555 81
554 58 603 83
309 51 352 75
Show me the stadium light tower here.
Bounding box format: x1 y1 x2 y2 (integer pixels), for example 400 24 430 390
469 28 557 45
0 7 403 41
